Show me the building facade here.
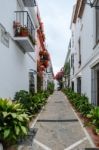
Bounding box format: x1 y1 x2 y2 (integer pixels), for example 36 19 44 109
69 0 99 105
0 0 40 98
36 9 54 91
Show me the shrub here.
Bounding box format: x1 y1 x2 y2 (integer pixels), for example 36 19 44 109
41 91 50 99
14 90 49 115
32 93 46 113
76 95 93 115
87 107 99 134
47 82 54 94
0 99 29 148
14 90 35 115
63 88 93 116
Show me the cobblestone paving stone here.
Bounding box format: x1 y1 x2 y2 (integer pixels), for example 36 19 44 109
19 91 94 150
32 91 93 150
73 139 93 150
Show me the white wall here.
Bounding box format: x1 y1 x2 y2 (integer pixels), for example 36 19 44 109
0 37 37 98
70 4 98 102
0 0 37 98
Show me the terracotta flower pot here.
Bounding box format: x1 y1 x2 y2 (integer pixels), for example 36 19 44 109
20 27 29 37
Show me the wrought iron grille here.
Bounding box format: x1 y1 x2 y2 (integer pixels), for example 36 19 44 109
14 11 35 40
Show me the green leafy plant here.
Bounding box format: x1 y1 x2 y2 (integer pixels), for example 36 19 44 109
87 107 99 134
47 82 54 94
42 91 49 99
32 92 47 113
62 88 93 116
63 88 99 134
14 90 49 115
0 98 29 148
14 90 35 115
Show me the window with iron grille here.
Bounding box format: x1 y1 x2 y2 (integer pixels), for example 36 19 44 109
71 54 74 68
29 72 35 94
91 64 99 106
78 38 81 66
77 77 81 94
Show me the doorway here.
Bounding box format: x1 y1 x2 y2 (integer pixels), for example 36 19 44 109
71 81 74 91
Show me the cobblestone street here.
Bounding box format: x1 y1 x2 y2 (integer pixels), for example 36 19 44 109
29 91 94 150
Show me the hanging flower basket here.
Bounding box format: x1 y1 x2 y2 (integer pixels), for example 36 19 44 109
39 51 44 56
43 60 49 68
40 65 45 71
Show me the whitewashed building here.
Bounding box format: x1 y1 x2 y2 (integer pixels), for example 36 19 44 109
0 0 39 98
70 0 99 105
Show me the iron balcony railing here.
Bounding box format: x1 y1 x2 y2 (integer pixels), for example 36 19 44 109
22 0 36 7
14 11 35 43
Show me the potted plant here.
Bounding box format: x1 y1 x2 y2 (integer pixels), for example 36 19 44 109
20 26 29 37
13 21 21 37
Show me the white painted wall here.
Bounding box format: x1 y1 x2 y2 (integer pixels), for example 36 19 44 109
70 4 99 103
0 0 37 98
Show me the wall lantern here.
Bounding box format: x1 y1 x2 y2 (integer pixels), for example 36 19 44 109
86 0 99 8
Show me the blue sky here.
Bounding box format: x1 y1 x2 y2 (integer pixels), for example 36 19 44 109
37 0 75 74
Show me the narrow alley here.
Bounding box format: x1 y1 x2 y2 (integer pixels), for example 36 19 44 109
30 91 94 150
0 0 99 150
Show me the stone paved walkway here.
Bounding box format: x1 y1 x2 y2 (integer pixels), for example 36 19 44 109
19 91 95 150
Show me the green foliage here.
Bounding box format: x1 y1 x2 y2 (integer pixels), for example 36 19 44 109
14 90 49 115
0 90 49 148
63 88 99 134
87 107 99 134
63 88 93 116
0 98 29 147
14 90 35 115
42 91 50 99
47 82 54 94
32 93 46 113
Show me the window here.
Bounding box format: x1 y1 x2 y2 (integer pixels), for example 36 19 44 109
78 38 81 66
29 72 35 94
91 63 99 106
71 54 74 75
71 54 74 68
71 81 74 91
72 32 74 48
77 77 81 94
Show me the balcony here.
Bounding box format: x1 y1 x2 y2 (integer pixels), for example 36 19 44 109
22 0 36 7
13 11 35 52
